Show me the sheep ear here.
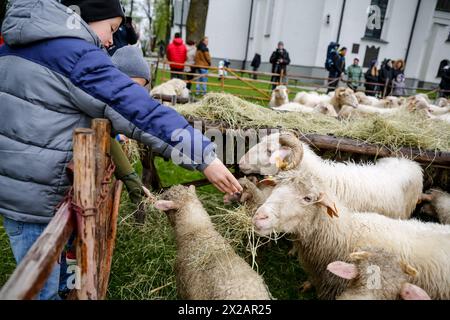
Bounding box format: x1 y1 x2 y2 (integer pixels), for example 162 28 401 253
400 283 431 300
418 193 433 203
317 192 339 218
154 200 178 211
327 261 359 280
189 185 196 193
400 262 419 277
259 178 277 187
349 251 372 262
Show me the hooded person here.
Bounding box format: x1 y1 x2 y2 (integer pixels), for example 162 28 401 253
365 59 380 96
379 58 394 96
0 0 241 299
167 32 188 79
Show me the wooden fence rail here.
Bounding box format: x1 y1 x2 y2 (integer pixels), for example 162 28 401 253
0 119 123 300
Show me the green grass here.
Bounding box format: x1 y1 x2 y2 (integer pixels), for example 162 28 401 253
154 68 308 102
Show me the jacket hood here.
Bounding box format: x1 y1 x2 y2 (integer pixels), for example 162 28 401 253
172 38 184 46
2 0 101 47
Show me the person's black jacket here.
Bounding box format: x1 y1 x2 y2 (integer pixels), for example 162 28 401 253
270 49 290 74
108 18 139 55
329 53 345 78
251 53 261 69
379 63 394 85
439 66 450 91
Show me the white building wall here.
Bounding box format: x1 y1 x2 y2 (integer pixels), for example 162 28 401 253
204 0 251 61
203 0 449 85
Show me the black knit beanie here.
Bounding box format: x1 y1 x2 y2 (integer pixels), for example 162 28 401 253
61 0 125 23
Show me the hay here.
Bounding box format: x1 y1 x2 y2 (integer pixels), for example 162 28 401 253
122 139 143 167
175 93 450 152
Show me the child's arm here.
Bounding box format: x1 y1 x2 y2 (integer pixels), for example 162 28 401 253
69 49 241 194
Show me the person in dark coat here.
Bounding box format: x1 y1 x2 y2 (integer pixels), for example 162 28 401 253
379 59 394 97
365 60 380 97
270 41 290 89
107 15 139 56
251 53 261 80
438 60 450 98
327 47 347 93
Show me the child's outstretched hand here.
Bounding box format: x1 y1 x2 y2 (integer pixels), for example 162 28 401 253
203 159 243 195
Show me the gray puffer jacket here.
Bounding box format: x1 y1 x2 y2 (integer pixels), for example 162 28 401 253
0 0 215 224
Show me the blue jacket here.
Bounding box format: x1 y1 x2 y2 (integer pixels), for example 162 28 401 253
0 0 216 223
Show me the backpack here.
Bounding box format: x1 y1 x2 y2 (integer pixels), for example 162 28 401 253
325 43 338 72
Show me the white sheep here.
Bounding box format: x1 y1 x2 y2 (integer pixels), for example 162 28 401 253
327 249 431 300
421 189 450 225
154 185 271 300
355 91 379 106
373 96 403 109
435 98 449 108
338 103 398 119
273 102 338 117
269 85 289 108
330 87 359 113
239 132 423 219
151 79 189 98
252 171 450 300
293 91 331 107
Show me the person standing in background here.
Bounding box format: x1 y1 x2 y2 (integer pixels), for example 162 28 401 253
194 36 211 95
166 32 187 80
185 40 197 90
392 60 406 96
107 13 138 56
379 59 394 97
438 60 450 98
346 57 363 91
270 41 290 90
365 59 380 96
251 53 261 80
327 47 347 93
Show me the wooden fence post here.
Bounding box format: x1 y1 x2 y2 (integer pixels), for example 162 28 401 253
91 119 112 299
73 128 98 300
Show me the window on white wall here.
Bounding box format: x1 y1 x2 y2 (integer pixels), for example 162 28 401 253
364 0 389 40
249 0 260 39
436 0 450 12
264 0 275 37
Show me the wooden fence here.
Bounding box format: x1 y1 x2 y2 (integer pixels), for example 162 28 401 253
0 119 122 300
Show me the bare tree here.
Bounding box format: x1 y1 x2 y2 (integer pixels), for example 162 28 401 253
186 0 209 42
1 0 8 29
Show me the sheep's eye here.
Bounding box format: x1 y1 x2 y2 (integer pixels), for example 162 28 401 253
304 196 313 203
266 150 272 157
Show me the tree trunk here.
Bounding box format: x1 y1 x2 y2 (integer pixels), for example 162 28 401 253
1 0 8 29
186 0 209 42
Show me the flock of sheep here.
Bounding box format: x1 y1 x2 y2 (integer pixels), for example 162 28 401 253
147 79 449 300
151 132 449 301
269 85 450 123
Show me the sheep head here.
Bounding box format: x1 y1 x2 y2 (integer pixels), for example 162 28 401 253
252 172 338 236
314 102 339 118
337 88 358 108
154 185 202 225
436 98 449 108
327 248 431 300
239 132 304 175
406 95 431 115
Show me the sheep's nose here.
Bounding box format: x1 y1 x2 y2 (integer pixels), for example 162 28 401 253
239 157 250 171
253 210 269 223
